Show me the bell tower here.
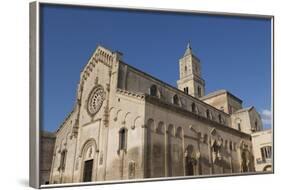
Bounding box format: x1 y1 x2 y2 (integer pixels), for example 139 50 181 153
177 42 205 98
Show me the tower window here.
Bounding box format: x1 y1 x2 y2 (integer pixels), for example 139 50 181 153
197 86 201 97
185 66 187 71
119 128 127 151
184 87 189 95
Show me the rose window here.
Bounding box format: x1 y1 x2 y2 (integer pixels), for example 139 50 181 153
87 86 105 115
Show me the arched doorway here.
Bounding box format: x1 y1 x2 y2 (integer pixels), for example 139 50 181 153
79 139 97 182
83 159 94 182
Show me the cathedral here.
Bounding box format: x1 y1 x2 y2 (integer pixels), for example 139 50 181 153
48 44 266 184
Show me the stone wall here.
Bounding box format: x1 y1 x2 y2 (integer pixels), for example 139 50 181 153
118 63 230 127
251 129 272 172
49 108 78 184
144 96 254 178
40 131 56 185
48 45 260 185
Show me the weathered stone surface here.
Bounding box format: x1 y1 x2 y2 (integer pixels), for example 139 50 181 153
40 131 56 185
46 45 271 185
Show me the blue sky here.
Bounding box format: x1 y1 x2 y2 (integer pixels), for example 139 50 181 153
40 4 272 132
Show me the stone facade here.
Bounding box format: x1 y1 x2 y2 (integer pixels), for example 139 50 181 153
48 44 268 184
251 129 272 172
40 131 56 185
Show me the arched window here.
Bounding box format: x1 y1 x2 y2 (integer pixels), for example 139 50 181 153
156 122 164 134
59 149 67 171
119 128 127 151
149 85 158 97
229 141 233 151
173 95 180 105
176 127 183 139
218 114 222 123
191 102 196 113
206 109 210 119
225 140 228 149
233 143 237 151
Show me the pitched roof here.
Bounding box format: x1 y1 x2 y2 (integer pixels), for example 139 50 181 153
234 106 254 114
200 89 243 103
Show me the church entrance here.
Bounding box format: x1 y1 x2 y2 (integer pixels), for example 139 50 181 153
83 159 93 182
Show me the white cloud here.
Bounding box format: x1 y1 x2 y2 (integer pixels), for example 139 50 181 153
260 109 272 125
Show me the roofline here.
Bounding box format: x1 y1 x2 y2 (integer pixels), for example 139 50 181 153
145 95 251 139
234 106 254 114
41 130 56 138
251 128 272 137
120 61 230 117
200 89 243 104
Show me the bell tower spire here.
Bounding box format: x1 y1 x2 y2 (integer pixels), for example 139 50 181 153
177 42 205 98
184 41 192 56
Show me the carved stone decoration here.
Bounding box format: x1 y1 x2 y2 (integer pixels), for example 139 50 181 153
99 151 103 165
94 77 99 85
88 147 93 158
75 158 80 170
87 86 105 116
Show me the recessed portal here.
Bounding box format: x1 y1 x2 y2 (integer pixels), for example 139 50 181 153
83 159 93 182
